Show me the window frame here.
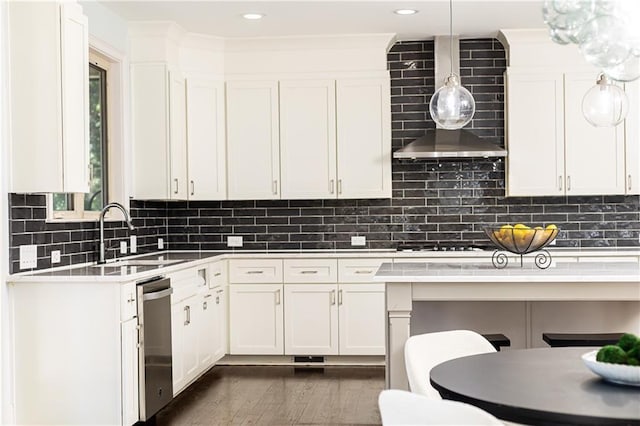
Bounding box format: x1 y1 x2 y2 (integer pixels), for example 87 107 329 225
48 39 129 222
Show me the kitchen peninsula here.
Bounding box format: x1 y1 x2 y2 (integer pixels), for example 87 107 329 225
375 260 640 390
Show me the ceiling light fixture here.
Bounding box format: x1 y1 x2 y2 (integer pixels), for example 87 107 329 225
543 0 638 126
242 13 265 20
429 0 475 130
394 9 418 15
582 73 629 127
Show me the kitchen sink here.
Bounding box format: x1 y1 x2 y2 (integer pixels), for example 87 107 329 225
92 259 185 268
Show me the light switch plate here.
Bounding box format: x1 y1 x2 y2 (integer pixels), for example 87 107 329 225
51 250 61 264
19 245 37 269
227 236 243 247
158 238 164 250
351 236 366 246
130 235 137 253
120 241 127 254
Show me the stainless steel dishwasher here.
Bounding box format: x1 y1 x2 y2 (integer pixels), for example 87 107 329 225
137 276 173 421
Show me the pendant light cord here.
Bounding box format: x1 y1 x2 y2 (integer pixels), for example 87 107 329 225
449 0 453 76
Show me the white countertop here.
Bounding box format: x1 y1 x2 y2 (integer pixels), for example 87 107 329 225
8 248 640 283
373 261 640 283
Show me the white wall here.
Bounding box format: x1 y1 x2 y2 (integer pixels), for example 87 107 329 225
79 1 128 53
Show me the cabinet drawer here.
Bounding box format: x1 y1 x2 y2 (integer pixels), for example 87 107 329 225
229 259 283 283
121 282 137 321
284 259 337 283
210 261 227 288
338 258 390 283
169 268 206 304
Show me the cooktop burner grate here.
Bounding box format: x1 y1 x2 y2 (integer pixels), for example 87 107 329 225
395 242 493 252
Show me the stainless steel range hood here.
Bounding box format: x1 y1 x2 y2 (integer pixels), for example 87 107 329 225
393 36 508 160
393 129 507 159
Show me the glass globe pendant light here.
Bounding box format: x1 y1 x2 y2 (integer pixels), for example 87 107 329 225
429 0 475 129
582 73 629 127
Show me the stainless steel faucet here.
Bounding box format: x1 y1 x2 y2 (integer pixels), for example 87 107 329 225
98 202 135 264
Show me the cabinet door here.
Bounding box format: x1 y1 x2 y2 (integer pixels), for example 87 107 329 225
625 80 640 195
60 2 89 193
121 318 139 426
336 78 392 198
132 63 170 199
338 283 385 355
227 81 280 199
198 291 216 369
186 78 226 200
284 284 339 355
564 72 626 195
171 296 199 395
8 2 89 193
169 71 189 200
505 70 565 196
280 80 337 199
212 286 227 362
229 284 283 355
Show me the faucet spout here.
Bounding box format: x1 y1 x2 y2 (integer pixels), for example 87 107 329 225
98 202 135 264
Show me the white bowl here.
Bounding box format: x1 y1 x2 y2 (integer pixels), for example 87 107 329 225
582 350 640 386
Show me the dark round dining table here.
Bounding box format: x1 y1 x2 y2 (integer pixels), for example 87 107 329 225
430 347 640 425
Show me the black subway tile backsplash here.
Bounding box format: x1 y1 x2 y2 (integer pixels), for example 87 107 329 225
7 38 640 272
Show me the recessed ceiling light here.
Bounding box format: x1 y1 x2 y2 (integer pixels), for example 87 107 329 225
394 9 418 15
242 13 265 20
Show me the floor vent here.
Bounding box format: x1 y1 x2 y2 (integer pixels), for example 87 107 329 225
294 356 324 363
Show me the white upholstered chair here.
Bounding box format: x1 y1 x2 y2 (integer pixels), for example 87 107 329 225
378 389 503 425
404 330 497 399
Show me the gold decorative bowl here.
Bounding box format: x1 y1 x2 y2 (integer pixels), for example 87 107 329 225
484 226 559 255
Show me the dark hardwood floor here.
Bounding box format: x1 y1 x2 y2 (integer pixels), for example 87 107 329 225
154 365 385 425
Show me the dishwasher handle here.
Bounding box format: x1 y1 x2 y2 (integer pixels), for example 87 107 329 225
142 287 173 301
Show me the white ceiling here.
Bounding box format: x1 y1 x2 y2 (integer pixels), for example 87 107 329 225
99 0 546 40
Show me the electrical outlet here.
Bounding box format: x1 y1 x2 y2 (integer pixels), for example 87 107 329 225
130 235 137 253
51 250 61 264
120 241 127 254
19 245 37 269
158 238 164 250
227 236 243 247
351 236 366 246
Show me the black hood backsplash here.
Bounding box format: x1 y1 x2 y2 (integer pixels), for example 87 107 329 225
7 39 640 273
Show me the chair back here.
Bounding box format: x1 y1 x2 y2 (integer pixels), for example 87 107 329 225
378 389 503 425
405 330 496 399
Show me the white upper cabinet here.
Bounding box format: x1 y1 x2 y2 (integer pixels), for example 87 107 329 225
169 71 189 199
506 70 565 196
336 78 392 199
563 72 625 195
131 63 188 200
506 69 627 196
226 75 392 200
280 80 337 199
501 30 633 197
625 80 640 195
186 78 227 200
9 1 89 193
226 81 281 200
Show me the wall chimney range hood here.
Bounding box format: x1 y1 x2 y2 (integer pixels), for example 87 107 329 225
393 36 507 160
393 129 507 159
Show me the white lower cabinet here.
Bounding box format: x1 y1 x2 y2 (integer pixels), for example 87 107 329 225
171 294 200 395
199 289 219 368
338 283 386 355
212 286 228 362
229 284 284 355
284 284 339 355
121 317 140 426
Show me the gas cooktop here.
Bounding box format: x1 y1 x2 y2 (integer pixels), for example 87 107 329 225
395 242 492 252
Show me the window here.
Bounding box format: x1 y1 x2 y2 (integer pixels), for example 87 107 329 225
50 50 114 220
